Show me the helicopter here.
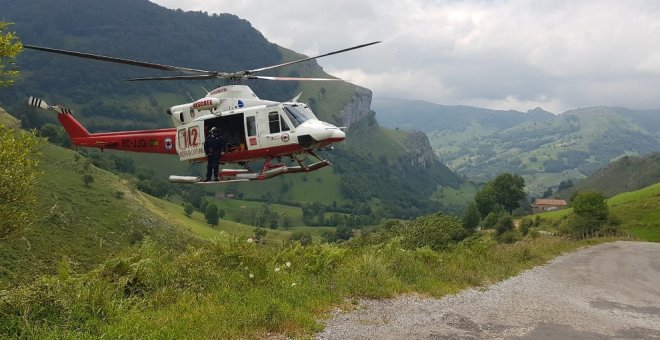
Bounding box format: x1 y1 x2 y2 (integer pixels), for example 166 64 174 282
24 41 380 184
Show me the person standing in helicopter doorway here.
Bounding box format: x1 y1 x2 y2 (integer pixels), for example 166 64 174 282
204 126 226 181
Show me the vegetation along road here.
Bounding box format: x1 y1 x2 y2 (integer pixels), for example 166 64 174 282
318 241 660 339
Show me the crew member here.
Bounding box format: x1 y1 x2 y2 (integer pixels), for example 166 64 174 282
204 126 225 181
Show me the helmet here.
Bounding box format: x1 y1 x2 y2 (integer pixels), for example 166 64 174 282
209 127 219 135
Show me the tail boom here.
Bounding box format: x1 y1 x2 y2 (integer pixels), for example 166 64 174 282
28 96 177 154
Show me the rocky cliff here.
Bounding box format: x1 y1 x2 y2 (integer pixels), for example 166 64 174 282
339 87 373 128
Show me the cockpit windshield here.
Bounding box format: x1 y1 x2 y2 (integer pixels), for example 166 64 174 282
283 104 317 127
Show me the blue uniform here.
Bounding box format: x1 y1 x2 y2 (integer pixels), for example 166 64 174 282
204 133 225 180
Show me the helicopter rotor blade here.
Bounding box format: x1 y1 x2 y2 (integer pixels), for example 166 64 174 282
24 41 381 82
250 75 340 81
245 41 381 75
127 74 221 81
23 45 214 75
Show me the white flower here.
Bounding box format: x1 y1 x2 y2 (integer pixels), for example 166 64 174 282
274 267 281 272
249 273 254 278
285 261 291 267
246 238 254 243
291 282 296 287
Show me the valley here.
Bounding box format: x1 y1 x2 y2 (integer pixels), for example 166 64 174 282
1 0 659 338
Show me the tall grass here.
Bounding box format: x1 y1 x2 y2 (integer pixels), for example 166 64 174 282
0 234 596 338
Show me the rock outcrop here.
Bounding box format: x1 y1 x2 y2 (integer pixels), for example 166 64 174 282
339 87 372 128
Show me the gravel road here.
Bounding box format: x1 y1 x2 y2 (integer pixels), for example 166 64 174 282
317 241 660 339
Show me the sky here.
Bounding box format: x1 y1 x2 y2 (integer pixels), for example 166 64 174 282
150 0 660 113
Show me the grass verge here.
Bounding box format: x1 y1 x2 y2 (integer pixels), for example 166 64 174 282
0 233 606 338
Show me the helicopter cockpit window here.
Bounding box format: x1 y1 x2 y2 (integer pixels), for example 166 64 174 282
268 111 281 134
283 105 312 127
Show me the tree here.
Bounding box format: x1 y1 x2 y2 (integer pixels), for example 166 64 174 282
474 184 497 218
491 173 526 214
462 202 481 232
0 127 42 238
83 174 94 187
204 203 219 226
560 192 609 238
0 22 22 87
572 191 608 223
184 203 194 217
280 214 292 229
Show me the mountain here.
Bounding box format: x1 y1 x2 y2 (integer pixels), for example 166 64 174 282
1 0 466 218
556 152 660 198
374 98 660 195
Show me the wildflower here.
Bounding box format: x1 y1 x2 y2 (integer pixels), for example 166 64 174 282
247 238 254 243
291 282 296 287
285 261 291 267
274 267 281 272
249 273 254 279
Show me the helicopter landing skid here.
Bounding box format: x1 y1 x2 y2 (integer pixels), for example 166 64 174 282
167 159 330 185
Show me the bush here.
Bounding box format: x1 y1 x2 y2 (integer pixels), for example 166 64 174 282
495 215 514 236
289 231 312 246
401 213 466 251
572 191 608 223
184 203 194 217
519 217 533 236
496 230 519 244
481 211 500 229
561 191 610 238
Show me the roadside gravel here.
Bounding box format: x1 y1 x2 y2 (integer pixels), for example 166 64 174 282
317 241 660 339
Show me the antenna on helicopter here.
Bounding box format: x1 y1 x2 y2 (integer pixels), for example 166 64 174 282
201 87 210 95
185 92 194 101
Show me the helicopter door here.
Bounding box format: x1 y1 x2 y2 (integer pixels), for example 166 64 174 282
244 113 259 150
260 109 290 148
175 120 206 161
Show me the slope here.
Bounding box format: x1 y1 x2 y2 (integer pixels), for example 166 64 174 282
539 182 660 242
0 132 195 286
556 152 660 198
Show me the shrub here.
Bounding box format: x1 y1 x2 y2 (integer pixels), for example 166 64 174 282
289 231 312 246
496 230 519 244
401 213 466 251
519 217 533 236
184 203 194 217
495 215 514 236
481 211 500 229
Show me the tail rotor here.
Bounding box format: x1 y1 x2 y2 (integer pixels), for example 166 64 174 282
27 96 73 115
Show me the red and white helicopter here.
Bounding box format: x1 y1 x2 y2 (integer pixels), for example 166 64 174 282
25 41 380 184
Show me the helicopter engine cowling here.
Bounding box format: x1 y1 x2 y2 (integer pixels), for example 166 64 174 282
192 97 221 111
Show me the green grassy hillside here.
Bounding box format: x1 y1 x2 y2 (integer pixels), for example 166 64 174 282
538 182 660 241
375 98 660 195
0 132 337 286
0 141 194 286
556 152 660 198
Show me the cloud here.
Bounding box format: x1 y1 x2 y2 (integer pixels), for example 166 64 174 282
151 0 660 112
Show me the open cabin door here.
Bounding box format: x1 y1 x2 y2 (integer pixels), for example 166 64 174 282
175 120 206 161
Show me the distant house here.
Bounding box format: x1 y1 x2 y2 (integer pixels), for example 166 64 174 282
530 199 568 214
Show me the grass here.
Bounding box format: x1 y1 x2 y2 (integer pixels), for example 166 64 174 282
0 142 195 286
536 182 660 241
0 233 604 338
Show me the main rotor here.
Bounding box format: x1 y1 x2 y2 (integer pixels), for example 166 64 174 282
24 41 381 82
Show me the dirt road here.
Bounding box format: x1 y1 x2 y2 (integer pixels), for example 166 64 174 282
318 241 660 339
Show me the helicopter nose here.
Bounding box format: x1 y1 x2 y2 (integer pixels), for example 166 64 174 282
330 129 346 141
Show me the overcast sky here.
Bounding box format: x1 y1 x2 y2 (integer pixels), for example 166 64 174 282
150 0 660 113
